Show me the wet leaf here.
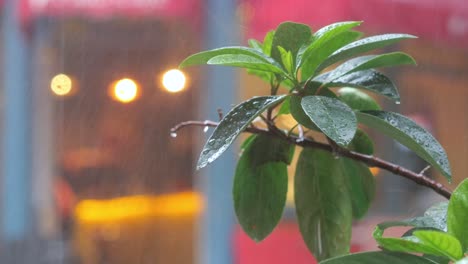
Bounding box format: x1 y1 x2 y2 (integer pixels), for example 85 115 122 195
179 46 278 68
447 179 468 252
316 52 416 83
379 202 448 233
295 148 352 260
320 251 439 264
234 135 292 242
317 33 417 72
271 22 311 68
356 111 451 180
301 96 357 146
208 54 285 74
337 87 381 111
321 69 400 101
298 21 362 76
197 95 286 169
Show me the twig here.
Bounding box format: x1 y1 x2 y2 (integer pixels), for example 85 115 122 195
170 120 452 199
419 165 431 175
217 108 223 121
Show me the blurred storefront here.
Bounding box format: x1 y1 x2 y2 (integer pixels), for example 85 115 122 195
0 0 467 264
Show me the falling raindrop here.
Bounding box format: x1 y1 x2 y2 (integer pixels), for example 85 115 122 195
203 126 209 133
170 132 177 138
395 101 401 105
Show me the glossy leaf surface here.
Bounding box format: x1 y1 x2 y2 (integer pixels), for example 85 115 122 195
234 135 292 241
208 54 285 74
295 148 352 260
322 70 400 101
317 52 416 83
447 179 468 252
197 95 286 169
179 46 276 68
356 111 451 180
301 96 357 146
378 202 448 232
318 33 417 72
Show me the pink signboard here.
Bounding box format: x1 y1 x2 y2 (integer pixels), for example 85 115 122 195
242 0 468 48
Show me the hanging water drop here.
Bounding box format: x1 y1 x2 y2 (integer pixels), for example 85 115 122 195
395 100 401 105
170 132 177 138
203 126 209 133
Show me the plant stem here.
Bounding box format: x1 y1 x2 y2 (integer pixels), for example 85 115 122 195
170 120 452 199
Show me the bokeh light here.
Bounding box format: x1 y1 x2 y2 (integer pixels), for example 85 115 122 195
51 73 73 96
162 69 186 93
111 78 139 103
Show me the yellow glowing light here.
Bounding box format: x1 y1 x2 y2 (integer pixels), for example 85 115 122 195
112 78 139 103
162 69 186 93
51 73 73 96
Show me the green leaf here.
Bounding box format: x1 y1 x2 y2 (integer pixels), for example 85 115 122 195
320 251 439 264
317 52 416 83
377 202 448 233
447 179 468 251
246 134 295 166
208 54 286 74
348 129 374 155
197 95 286 169
290 94 320 130
277 96 291 115
300 30 362 80
323 70 400 102
234 135 292 242
373 227 446 257
301 96 357 146
248 39 263 52
295 148 352 260
262 30 275 56
413 230 463 261
337 87 381 111
356 111 451 180
317 33 418 72
271 22 312 68
277 46 294 74
340 158 375 219
298 21 362 76
179 46 277 68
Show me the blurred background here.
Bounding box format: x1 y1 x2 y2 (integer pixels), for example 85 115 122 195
0 0 466 263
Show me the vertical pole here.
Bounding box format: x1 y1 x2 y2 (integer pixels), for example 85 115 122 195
1 0 32 241
198 0 238 264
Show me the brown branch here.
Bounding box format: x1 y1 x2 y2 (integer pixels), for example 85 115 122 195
171 120 452 199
